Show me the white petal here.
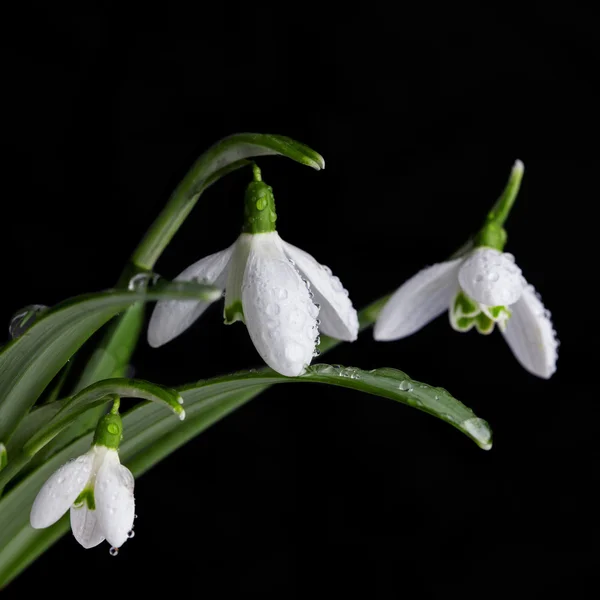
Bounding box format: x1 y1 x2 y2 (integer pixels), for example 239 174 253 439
147 244 234 348
281 241 358 341
70 505 105 549
224 234 253 323
242 232 318 376
374 259 462 340
458 247 525 307
94 450 135 548
501 282 558 379
30 451 94 529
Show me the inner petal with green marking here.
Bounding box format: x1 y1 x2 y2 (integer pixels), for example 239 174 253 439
449 289 511 335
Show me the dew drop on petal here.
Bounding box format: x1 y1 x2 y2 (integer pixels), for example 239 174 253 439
109 547 119 556
265 303 280 317
179 409 186 421
127 530 135 539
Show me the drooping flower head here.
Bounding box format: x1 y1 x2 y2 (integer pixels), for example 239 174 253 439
374 160 558 379
30 401 135 552
148 164 359 376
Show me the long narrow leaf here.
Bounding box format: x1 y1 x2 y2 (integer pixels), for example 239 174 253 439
131 134 324 270
0 283 219 445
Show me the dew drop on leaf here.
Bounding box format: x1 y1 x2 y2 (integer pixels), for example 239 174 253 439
9 304 49 339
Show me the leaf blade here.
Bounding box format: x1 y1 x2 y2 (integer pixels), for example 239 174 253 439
0 283 220 444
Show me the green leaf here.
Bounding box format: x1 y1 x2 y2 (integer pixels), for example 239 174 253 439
131 134 324 270
0 378 184 490
0 362 490 587
0 283 220 445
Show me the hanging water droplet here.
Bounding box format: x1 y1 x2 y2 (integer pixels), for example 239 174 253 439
312 348 321 357
127 529 135 539
9 304 49 339
109 547 119 556
179 409 186 421
134 514 138 519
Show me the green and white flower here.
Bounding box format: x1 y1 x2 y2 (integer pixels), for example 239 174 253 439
30 409 134 550
374 160 558 379
148 165 358 377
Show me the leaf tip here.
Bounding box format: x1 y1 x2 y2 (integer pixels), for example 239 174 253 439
462 417 493 451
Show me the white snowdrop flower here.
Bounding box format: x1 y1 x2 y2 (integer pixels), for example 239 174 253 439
374 160 558 379
30 410 135 551
148 165 358 377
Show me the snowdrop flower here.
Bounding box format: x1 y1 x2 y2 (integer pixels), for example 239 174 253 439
148 164 358 377
374 160 558 379
30 406 134 552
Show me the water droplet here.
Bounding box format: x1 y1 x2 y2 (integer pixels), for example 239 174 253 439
107 424 119 435
256 197 267 210
109 508 115 515
398 380 413 392
316 318 321 326
9 304 49 339
179 409 186 421
487 272 499 282
266 319 279 330
313 348 321 357
134 514 138 519
265 303 280 317
323 265 333 276
308 303 319 318
276 288 288 300
127 529 135 539
177 397 184 405
269 211 277 223
109 547 119 556
331 276 343 292
128 272 154 291
57 476 65 484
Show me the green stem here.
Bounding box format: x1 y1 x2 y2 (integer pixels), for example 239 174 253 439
485 159 524 229
131 158 251 271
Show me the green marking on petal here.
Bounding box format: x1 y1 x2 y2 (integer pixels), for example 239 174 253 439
453 291 479 317
74 487 95 510
224 301 245 324
475 312 495 335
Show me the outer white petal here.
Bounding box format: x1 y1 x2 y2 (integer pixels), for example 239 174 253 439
281 241 358 341
458 248 525 307
94 450 135 548
70 505 105 549
30 451 94 529
374 259 462 341
147 244 234 348
242 232 318 376
224 234 253 323
501 282 558 379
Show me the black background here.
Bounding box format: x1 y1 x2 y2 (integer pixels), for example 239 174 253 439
0 3 595 598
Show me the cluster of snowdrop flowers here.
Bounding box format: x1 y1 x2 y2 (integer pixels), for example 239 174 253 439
374 160 558 379
30 402 135 554
148 164 359 376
